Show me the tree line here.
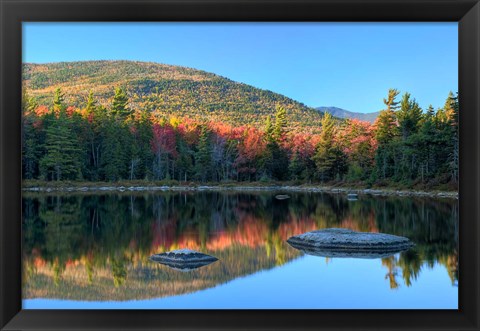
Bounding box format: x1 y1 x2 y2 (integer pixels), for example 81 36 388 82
22 87 458 189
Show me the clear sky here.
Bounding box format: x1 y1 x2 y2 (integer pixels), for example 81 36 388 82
23 22 458 113
23 256 457 309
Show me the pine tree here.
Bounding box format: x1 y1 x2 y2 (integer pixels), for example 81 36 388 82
264 116 274 142
274 105 288 141
101 118 131 181
53 88 65 114
444 92 459 183
195 127 212 182
288 152 303 180
416 105 436 182
22 93 40 179
374 89 400 179
383 88 400 112
40 109 82 181
263 113 289 180
85 90 96 115
375 89 400 142
397 92 422 140
313 112 346 182
130 110 153 180
111 87 131 120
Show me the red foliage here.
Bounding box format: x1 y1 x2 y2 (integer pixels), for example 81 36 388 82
66 106 76 117
151 123 178 158
337 119 377 163
288 133 317 160
34 105 50 117
234 126 266 175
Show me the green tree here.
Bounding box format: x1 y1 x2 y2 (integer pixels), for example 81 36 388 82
53 87 65 113
111 87 132 120
374 89 400 179
274 105 288 141
83 92 103 180
262 114 289 180
40 91 82 181
397 92 422 140
264 116 274 142
415 105 436 182
383 88 400 113
22 93 40 179
313 112 347 181
195 127 213 182
129 111 154 180
101 118 131 181
444 92 459 183
85 90 96 115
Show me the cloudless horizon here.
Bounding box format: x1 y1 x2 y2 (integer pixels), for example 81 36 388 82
23 22 458 113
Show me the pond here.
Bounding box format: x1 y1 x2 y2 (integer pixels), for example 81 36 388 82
22 190 458 309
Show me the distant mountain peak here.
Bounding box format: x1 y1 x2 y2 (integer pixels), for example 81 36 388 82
315 106 380 123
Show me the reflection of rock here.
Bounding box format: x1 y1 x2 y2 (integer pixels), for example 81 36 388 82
149 249 218 271
347 193 358 201
275 194 290 200
287 228 414 259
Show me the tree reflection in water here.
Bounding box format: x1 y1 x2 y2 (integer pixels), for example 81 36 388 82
22 191 458 301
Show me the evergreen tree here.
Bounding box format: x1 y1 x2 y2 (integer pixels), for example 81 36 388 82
111 87 131 120
383 88 400 112
53 87 65 113
130 111 153 180
274 105 288 141
85 90 96 115
416 105 436 182
313 112 346 181
264 116 274 142
195 127 213 182
444 92 459 183
397 92 422 140
101 118 131 181
376 95 399 145
40 107 82 181
22 93 40 179
288 152 303 181
374 89 400 179
176 137 194 182
263 140 289 180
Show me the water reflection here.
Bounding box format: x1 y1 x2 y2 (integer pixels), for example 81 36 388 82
22 191 458 302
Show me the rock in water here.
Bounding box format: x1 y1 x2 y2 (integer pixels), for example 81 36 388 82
287 228 414 259
275 194 290 200
149 249 218 271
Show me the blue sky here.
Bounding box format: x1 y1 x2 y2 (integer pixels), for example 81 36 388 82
23 22 458 113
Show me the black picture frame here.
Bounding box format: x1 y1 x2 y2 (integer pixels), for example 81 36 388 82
1 0 479 330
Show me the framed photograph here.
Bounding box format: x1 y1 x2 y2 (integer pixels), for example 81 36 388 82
1 0 479 330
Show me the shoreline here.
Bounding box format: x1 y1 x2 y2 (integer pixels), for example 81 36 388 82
22 183 458 199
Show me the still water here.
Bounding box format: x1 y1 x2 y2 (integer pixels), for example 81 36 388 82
22 191 458 309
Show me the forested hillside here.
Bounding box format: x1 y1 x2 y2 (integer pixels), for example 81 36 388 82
23 61 323 130
22 61 458 190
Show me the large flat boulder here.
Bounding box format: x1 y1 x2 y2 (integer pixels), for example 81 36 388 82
149 249 218 271
287 228 414 259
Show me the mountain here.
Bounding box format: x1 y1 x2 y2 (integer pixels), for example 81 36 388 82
23 60 325 130
316 106 379 123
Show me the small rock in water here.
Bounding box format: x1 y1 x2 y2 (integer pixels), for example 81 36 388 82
275 194 290 200
149 249 218 271
287 228 414 259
